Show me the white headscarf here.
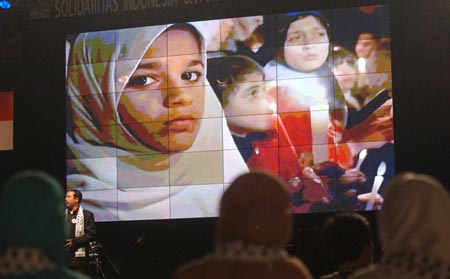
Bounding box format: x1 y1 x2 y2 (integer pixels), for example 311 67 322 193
350 172 450 279
66 24 248 221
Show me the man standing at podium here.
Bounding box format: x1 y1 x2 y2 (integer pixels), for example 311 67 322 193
65 189 96 275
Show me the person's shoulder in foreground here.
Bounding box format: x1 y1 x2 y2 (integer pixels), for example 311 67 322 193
173 253 312 279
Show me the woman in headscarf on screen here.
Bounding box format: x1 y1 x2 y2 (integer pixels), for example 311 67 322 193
350 172 450 279
66 23 248 221
0 171 88 279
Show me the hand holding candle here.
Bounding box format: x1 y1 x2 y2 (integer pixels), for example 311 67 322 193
268 102 297 159
365 161 386 210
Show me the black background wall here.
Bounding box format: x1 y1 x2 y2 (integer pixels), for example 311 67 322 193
0 0 448 277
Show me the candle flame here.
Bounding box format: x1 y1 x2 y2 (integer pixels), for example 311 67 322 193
357 57 367 73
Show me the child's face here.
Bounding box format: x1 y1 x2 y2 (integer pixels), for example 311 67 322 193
334 57 357 91
118 28 205 153
283 15 329 72
224 70 276 133
355 33 376 58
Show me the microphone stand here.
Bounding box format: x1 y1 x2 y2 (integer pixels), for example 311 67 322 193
89 241 120 279
90 248 106 279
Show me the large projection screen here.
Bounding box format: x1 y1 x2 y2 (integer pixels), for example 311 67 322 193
66 5 394 222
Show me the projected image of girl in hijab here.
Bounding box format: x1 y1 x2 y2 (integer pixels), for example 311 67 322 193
66 24 248 221
119 26 205 154
66 5 394 220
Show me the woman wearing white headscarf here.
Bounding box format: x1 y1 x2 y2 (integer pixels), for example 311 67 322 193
66 23 248 221
350 172 450 279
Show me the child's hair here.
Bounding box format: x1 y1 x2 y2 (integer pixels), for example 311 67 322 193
354 31 379 44
275 11 330 47
207 53 263 107
332 45 357 67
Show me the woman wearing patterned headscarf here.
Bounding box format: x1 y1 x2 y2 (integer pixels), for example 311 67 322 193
0 171 88 279
350 172 450 279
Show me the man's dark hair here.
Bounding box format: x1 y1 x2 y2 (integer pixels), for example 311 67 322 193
354 31 380 43
69 189 83 204
323 212 373 264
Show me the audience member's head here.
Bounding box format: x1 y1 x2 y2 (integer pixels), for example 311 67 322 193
174 171 313 279
216 171 292 247
323 213 374 268
379 172 450 261
351 172 450 279
0 170 87 278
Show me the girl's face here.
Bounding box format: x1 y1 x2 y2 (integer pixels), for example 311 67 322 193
283 15 329 72
118 28 205 153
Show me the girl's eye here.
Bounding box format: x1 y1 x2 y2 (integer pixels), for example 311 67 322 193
127 76 157 87
181 71 201 82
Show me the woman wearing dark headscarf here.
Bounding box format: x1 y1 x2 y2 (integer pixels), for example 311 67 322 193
0 171 88 279
350 172 450 279
173 171 312 279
